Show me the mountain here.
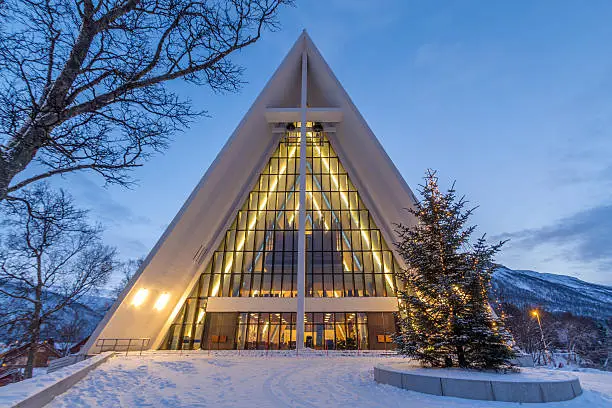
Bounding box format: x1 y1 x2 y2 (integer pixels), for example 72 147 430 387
492 266 612 319
0 287 114 344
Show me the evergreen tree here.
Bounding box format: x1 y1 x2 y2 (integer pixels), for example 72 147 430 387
461 238 516 368
394 170 515 369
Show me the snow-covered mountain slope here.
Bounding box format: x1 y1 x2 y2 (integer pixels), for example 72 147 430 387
0 287 114 343
492 266 612 319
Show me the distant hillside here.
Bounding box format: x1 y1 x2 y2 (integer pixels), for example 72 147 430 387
492 266 612 319
0 288 114 344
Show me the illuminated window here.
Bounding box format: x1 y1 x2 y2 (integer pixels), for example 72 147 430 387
163 132 401 350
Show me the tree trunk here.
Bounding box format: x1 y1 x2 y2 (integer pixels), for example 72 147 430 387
456 345 467 368
25 260 44 379
24 300 42 379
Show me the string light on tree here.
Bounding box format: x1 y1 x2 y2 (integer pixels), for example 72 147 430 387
393 169 515 369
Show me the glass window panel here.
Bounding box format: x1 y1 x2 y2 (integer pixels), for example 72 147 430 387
185 299 197 324
209 274 221 297
346 319 357 350
329 157 339 176
252 252 264 273
375 274 385 297
354 274 364 296
269 324 280 350
269 157 279 175
349 191 359 211
281 274 292 297
337 174 348 192
212 253 223 274
265 209 276 228
240 274 251 296
306 273 312 296
261 273 272 296
344 274 355 297
334 274 344 297
249 192 259 210
233 251 244 274
351 230 362 251
272 274 282 297
247 316 258 349
383 252 393 273
313 275 323 297
199 275 211 299
384 274 395 296
335 322 346 345
225 230 236 251
172 305 186 325
259 174 269 191
370 229 381 251
231 275 241 297
221 274 231 297
372 251 383 273
244 230 256 252
362 251 373 272
236 322 247 350
324 274 333 297
359 210 370 230
305 324 314 348
237 211 248 230
251 274 261 296
365 273 375 296
223 252 234 276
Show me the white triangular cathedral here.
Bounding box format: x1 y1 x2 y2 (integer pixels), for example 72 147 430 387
84 32 417 354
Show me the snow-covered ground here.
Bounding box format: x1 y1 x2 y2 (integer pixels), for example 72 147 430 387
39 353 612 408
0 353 111 408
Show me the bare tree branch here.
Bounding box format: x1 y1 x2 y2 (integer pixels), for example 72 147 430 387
0 0 292 201
0 182 115 378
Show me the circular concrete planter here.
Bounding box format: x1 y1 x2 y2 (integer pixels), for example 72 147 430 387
374 363 582 403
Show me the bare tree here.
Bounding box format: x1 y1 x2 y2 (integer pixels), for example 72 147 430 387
0 183 115 378
53 309 89 356
111 257 142 298
0 0 291 201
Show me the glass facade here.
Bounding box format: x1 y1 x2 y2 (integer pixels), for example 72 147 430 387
163 127 401 350
174 312 397 351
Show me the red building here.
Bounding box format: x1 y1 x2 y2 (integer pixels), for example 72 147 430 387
0 342 61 386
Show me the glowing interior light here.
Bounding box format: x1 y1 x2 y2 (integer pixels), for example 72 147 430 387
308 191 329 229
313 145 394 291
210 280 221 297
225 145 298 277
154 292 170 310
131 288 149 307
196 309 205 324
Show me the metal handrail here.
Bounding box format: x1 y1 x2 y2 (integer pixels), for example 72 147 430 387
96 337 151 356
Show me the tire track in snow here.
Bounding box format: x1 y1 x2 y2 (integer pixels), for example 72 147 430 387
262 359 319 408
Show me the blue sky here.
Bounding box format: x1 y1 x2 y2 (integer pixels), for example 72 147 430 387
55 0 612 285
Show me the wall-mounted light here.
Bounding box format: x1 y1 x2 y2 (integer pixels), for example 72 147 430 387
131 288 149 307
154 292 170 311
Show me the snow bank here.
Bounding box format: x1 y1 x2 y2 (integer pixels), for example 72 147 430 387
0 352 113 408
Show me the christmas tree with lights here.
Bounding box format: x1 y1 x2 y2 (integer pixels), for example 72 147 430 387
394 170 515 369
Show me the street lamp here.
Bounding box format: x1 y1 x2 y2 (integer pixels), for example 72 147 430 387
531 309 552 365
